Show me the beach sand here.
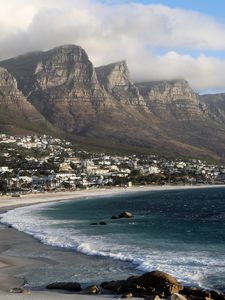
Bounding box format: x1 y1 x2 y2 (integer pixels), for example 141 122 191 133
0 184 224 299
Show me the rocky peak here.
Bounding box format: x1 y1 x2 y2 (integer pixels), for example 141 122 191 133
0 67 17 89
136 80 204 121
96 61 146 106
33 44 98 91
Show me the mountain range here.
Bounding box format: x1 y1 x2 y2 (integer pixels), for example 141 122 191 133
0 44 225 161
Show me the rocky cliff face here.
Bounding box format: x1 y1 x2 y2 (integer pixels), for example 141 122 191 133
1 44 225 160
200 93 225 124
0 67 50 133
136 80 205 121
1 45 107 134
96 61 146 107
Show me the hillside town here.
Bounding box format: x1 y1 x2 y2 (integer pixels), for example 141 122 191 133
0 134 224 195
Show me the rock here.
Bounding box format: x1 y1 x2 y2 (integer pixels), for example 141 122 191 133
100 281 110 289
10 288 24 293
118 211 134 219
180 287 211 298
111 215 118 219
104 280 141 294
84 285 101 294
121 292 133 298
99 221 107 225
144 296 161 300
168 293 187 300
46 282 82 291
210 291 225 300
136 271 183 296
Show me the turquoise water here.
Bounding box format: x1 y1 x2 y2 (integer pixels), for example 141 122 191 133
1 187 225 290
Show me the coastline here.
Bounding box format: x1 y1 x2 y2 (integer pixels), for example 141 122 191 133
0 184 224 300
1 184 224 211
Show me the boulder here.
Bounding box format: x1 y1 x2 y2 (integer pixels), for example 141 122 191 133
180 287 211 298
46 282 82 291
168 293 187 300
100 281 110 289
122 292 133 298
10 288 24 293
118 211 134 219
136 271 183 296
145 296 161 300
84 285 101 294
104 280 141 294
210 291 225 300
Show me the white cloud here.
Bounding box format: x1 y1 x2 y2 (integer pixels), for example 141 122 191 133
1 0 225 91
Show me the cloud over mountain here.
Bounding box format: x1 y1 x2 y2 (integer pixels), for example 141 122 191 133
1 0 225 91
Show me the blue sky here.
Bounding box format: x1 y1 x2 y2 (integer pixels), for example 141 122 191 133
100 0 225 20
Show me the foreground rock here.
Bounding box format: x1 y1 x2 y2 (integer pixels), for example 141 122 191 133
84 285 101 294
102 271 183 297
46 282 82 291
10 288 25 294
136 270 183 296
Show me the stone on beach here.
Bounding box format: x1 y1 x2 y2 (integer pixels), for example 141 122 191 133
46 282 82 291
135 271 183 296
84 285 101 294
144 296 161 300
167 293 187 300
10 287 24 293
103 279 142 294
103 271 183 297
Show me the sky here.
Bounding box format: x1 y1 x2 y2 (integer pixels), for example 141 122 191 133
1 0 225 92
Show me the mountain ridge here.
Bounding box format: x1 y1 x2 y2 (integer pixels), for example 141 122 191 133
1 44 225 161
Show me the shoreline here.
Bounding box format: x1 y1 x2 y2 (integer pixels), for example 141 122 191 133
0 183 224 211
0 184 224 299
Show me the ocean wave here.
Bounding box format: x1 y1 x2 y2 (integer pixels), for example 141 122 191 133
0 202 224 290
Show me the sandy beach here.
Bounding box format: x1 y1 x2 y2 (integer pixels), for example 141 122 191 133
0 184 224 300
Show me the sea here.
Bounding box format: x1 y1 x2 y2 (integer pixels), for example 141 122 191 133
1 186 225 291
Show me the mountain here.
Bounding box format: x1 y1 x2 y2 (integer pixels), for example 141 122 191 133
200 93 225 125
1 44 225 160
136 80 205 121
0 66 54 135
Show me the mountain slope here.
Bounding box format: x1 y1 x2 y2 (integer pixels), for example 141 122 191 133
200 93 225 125
1 45 225 160
0 67 56 135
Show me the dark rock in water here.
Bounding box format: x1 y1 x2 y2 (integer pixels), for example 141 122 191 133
90 222 98 225
10 288 24 293
99 221 107 225
111 215 118 219
118 211 134 219
135 271 183 296
84 285 101 294
8 225 13 228
46 282 82 291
